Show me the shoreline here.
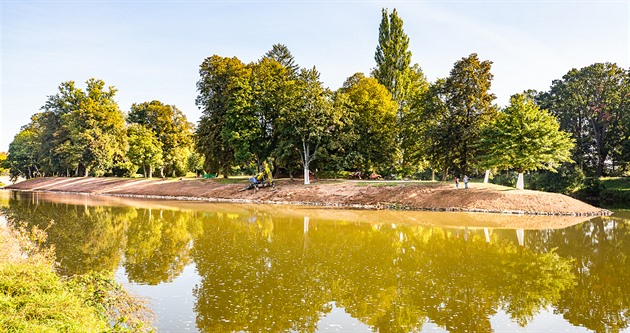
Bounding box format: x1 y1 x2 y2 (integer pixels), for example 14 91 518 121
3 177 612 217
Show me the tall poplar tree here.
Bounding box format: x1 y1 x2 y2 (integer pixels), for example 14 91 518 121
373 8 428 174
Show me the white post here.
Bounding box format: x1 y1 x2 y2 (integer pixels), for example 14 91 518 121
484 169 490 184
516 172 524 190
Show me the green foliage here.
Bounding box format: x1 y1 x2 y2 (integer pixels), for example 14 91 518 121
491 173 517 187
276 67 339 182
195 55 248 176
6 79 128 178
420 54 497 178
68 272 154 332
538 63 630 176
574 177 630 208
0 222 154 333
6 124 41 180
373 8 413 104
337 73 399 171
527 164 585 194
127 124 163 178
0 261 109 332
478 93 574 175
373 8 429 175
264 44 299 76
0 152 8 176
128 100 193 177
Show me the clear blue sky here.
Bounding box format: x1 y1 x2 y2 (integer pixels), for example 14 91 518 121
2 0 628 152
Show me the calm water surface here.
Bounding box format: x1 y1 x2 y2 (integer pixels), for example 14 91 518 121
1 191 629 333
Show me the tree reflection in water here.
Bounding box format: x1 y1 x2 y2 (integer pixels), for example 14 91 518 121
1 192 629 332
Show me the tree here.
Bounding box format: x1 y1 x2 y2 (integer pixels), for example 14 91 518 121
128 101 193 177
0 152 8 176
425 54 497 178
337 73 398 172
373 8 429 175
37 79 128 177
195 55 249 177
127 124 163 178
277 67 339 184
538 63 630 176
222 57 290 167
264 43 299 76
478 93 574 190
6 124 41 180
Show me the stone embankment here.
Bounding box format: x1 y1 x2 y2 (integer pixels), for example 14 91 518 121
4 177 612 217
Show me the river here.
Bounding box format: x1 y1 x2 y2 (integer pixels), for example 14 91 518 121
1 190 629 333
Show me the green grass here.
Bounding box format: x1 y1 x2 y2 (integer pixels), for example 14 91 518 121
0 262 108 332
0 226 154 332
600 177 630 191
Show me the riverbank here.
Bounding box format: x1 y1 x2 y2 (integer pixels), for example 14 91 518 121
0 215 154 332
4 176 611 216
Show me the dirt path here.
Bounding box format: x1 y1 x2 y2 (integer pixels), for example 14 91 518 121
3 177 611 216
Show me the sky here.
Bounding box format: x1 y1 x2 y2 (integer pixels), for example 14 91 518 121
1 0 629 152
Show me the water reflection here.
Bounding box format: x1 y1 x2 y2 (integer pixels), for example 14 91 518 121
1 191 629 332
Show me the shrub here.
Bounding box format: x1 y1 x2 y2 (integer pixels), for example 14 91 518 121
492 173 517 187
527 164 585 194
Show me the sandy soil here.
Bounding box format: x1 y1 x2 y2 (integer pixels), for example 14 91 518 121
3 177 610 217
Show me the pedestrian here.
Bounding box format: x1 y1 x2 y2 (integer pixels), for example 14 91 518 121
463 175 469 189
455 176 459 189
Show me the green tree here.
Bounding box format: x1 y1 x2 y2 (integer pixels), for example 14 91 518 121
195 55 249 177
538 63 630 176
373 8 429 175
6 124 41 180
39 79 128 177
425 54 497 178
337 73 398 172
277 67 339 184
264 43 300 76
0 152 7 176
128 100 193 177
478 93 574 189
222 57 290 167
127 124 163 178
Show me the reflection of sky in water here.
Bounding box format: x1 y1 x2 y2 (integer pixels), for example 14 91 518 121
491 309 590 332
2 191 630 333
116 264 200 332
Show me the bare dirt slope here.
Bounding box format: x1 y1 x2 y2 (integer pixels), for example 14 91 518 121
4 177 610 216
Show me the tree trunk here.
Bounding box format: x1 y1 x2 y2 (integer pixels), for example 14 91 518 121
484 169 490 183
516 172 524 190
149 165 153 178
304 165 310 185
142 163 147 178
431 169 435 182
302 139 310 185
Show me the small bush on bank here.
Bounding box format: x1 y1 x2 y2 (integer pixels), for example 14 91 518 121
527 164 585 194
0 223 154 332
491 173 516 187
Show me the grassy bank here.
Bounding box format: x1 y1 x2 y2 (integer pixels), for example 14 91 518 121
573 177 630 209
0 223 154 332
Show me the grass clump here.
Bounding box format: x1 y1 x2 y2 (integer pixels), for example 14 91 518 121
0 223 154 332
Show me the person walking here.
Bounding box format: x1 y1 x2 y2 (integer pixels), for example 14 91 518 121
455 176 459 189
463 175 469 189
